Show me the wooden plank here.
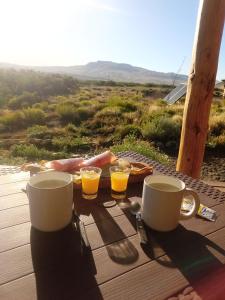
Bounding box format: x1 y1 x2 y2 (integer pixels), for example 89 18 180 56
0 193 28 211
0 244 33 285
1 200 225 254
1 225 225 299
0 172 29 185
0 274 37 300
0 222 31 253
90 259 189 300
181 202 225 236
177 0 225 178
0 213 137 253
0 181 27 197
88 228 225 300
0 205 30 229
1 215 225 287
86 213 137 250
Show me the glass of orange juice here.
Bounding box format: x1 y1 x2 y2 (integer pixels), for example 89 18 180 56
110 166 131 200
80 167 102 200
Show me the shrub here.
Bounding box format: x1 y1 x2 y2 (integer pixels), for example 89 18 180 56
8 92 40 109
142 117 182 148
52 136 91 152
11 144 68 160
209 114 225 136
0 111 25 131
95 106 122 118
119 125 142 139
23 108 46 126
107 96 138 112
64 123 78 134
32 101 49 111
56 102 79 124
142 89 153 97
27 125 49 139
77 107 95 121
111 135 170 164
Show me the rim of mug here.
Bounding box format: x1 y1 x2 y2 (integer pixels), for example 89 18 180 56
144 175 185 192
28 170 72 190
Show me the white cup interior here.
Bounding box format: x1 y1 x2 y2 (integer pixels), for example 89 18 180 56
145 175 185 191
29 171 72 189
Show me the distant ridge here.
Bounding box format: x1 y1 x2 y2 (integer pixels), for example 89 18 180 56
0 61 187 85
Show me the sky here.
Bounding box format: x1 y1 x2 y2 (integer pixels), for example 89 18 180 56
0 0 225 79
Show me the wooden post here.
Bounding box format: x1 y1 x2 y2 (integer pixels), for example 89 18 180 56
176 0 225 178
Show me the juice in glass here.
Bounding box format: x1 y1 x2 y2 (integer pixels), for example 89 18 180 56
110 166 131 199
80 167 102 199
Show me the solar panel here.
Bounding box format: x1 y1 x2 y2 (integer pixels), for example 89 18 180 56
164 84 187 104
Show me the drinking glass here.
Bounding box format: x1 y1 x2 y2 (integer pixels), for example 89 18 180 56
110 166 131 200
80 167 102 200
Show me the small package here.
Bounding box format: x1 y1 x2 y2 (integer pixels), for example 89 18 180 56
197 204 217 222
182 199 217 222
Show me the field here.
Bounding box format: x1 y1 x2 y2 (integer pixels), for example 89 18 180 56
0 69 224 180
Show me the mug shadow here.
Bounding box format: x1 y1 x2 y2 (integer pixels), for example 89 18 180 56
75 188 139 265
143 224 225 298
30 223 103 300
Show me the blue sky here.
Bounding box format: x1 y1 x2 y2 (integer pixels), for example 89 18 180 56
0 0 224 79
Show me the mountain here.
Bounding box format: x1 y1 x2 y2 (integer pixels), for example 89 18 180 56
0 61 187 85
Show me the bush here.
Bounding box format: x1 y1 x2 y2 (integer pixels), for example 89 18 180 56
0 111 25 131
8 92 40 109
27 125 49 138
77 107 95 121
119 125 142 139
52 136 91 152
142 117 182 148
209 114 225 136
142 89 153 97
11 144 65 160
32 101 49 111
107 96 138 112
56 102 79 124
111 135 170 164
64 123 78 134
23 108 46 126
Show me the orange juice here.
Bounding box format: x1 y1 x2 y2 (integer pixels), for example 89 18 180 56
111 171 129 192
81 172 100 194
80 167 102 199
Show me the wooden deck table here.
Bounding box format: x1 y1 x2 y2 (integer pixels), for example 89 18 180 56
0 151 225 300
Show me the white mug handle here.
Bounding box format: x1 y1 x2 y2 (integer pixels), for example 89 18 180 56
180 188 200 220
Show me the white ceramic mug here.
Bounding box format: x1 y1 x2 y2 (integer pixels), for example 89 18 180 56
26 171 73 232
142 175 200 232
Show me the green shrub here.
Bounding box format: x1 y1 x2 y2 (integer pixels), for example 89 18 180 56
142 89 153 97
64 123 78 134
77 107 95 121
119 125 142 139
27 125 49 138
209 114 225 136
0 111 25 131
8 92 40 109
142 117 181 148
23 108 46 125
52 136 91 152
32 101 49 111
56 102 79 124
111 135 170 164
11 144 68 160
107 96 138 112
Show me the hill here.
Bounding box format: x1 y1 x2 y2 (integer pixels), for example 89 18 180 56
0 61 187 85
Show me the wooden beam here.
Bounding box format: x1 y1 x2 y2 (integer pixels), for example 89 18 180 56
176 0 225 178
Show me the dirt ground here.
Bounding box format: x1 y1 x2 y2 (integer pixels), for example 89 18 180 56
170 154 225 183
